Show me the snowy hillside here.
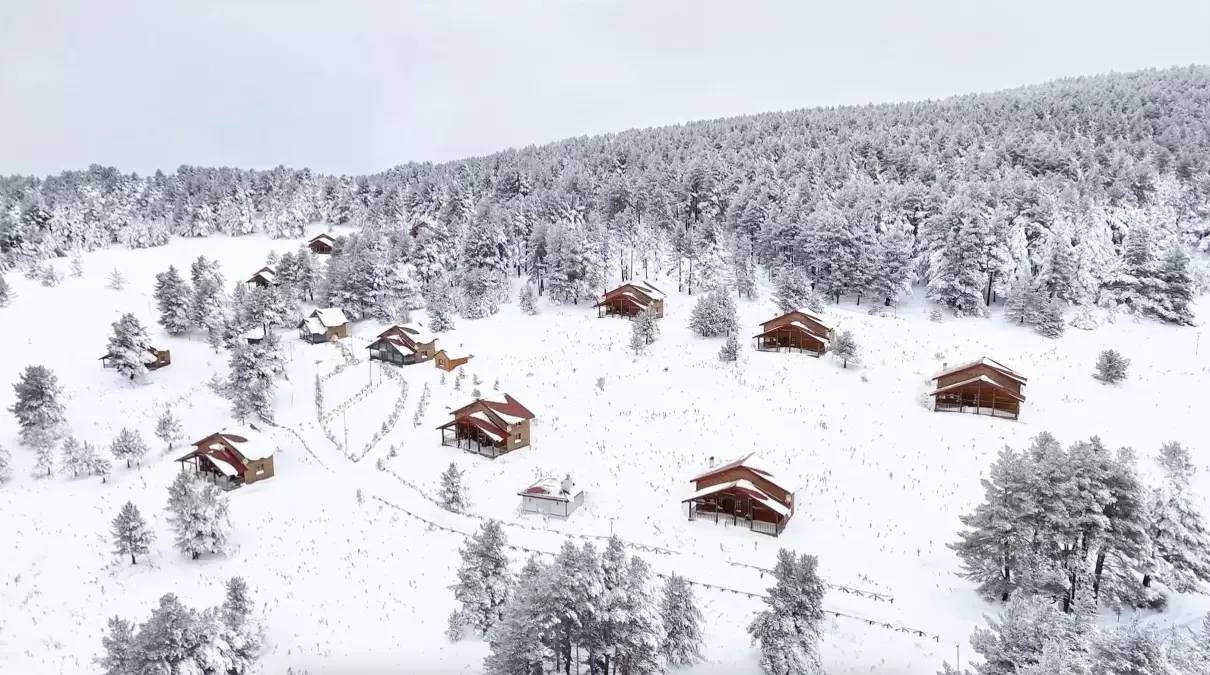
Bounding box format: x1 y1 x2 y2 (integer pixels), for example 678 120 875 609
1 231 1206 674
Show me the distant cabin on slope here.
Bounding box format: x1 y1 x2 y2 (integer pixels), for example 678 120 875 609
752 308 836 357
683 453 794 537
308 233 335 255
242 326 265 345
930 357 1027 420
247 266 278 288
99 346 171 374
518 474 584 519
298 308 349 343
175 426 276 488
434 349 472 372
438 394 535 458
594 280 666 318
367 324 437 365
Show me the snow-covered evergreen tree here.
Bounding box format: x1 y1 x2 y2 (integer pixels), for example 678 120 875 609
70 252 84 277
246 284 292 333
225 340 275 424
166 473 231 560
748 549 827 675
96 616 137 675
188 256 227 336
106 268 126 291
0 273 11 307
1034 299 1066 338
106 313 156 380
1155 247 1196 326
216 576 263 674
426 275 457 332
635 306 660 344
1145 442 1210 594
689 289 739 337
39 264 62 287
660 572 704 666
773 267 813 313
112 500 155 564
832 330 859 368
519 281 539 315
438 462 468 513
60 436 91 477
482 556 547 674
0 444 12 484
33 443 54 477
719 333 740 362
450 519 514 638
129 593 204 674
965 592 1077 675
154 265 193 335
1070 305 1100 330
110 427 149 468
1093 350 1129 384
868 229 914 306
928 197 993 316
629 323 647 355
155 408 184 450
9 364 67 447
1090 619 1183 675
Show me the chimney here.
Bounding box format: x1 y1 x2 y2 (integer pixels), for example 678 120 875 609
560 473 574 495
708 456 716 467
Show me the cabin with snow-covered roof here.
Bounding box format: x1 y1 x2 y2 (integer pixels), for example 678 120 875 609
99 346 171 374
367 324 437 365
682 453 794 537
308 233 335 255
752 308 835 357
247 266 278 288
298 308 349 343
930 357 1027 420
518 474 584 519
594 280 666 318
433 349 472 372
175 425 276 488
437 393 535 458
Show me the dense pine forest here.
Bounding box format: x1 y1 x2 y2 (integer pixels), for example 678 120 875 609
2 66 1208 322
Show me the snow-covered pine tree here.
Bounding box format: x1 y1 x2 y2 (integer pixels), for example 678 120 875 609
256 325 286 378
1034 299 1066 338
166 473 231 560
246 284 293 333
831 330 859 368
225 340 275 424
154 265 193 335
426 276 457 332
112 500 155 564
96 616 137 675
439 462 468 513
1036 226 1080 304
1093 350 1129 384
9 364 67 447
519 282 539 315
482 556 547 674
635 306 660 344
60 436 90 476
218 576 263 674
1003 276 1032 325
0 444 11 483
965 592 1076 675
1145 442 1210 594
78 441 100 477
660 572 704 666
93 455 112 483
773 267 812 313
689 289 739 337
106 313 157 380
1155 247 1196 326
111 427 149 468
129 593 204 674
1101 226 1167 320
450 519 514 638
33 443 54 477
70 252 84 277
719 333 740 362
1089 619 1182 675
868 229 914 306
732 235 758 300
106 268 127 291
629 322 646 355
0 273 11 307
39 264 62 287
1069 305 1099 330
188 256 227 335
155 408 184 450
748 549 827 675
949 444 1033 602
928 197 992 317
294 246 320 302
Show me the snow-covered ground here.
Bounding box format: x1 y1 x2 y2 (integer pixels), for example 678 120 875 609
1 232 1207 674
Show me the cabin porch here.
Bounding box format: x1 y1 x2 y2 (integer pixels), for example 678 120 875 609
438 420 507 458
177 454 245 490
684 492 787 537
932 381 1021 420
752 328 826 357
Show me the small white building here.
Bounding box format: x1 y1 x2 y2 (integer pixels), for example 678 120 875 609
518 474 584 519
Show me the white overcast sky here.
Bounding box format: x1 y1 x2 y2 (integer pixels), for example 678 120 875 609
1 0 1208 177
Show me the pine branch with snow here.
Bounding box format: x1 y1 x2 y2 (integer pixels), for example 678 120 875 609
112 501 155 564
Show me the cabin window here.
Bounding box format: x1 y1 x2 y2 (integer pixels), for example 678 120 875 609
370 348 381 358
438 358 445 367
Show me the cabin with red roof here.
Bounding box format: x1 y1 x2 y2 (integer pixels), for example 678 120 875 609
437 394 535 458
930 357 1027 420
175 426 276 488
308 233 335 255
752 308 835 357
594 280 666 318
368 324 437 365
682 453 794 537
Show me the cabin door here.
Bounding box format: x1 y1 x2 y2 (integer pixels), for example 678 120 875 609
720 496 735 516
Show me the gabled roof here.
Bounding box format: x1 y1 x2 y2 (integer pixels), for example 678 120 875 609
100 346 163 363
435 348 472 361
628 280 666 301
177 426 275 467
438 413 508 443
248 266 277 283
682 478 792 517
690 453 794 494
931 357 1027 384
375 323 435 345
601 280 665 303
761 308 835 332
310 308 348 328
481 394 535 423
930 375 1027 402
751 323 831 346
309 233 335 245
301 317 326 335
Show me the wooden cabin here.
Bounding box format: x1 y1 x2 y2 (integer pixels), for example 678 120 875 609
308 233 335 255
367 323 437 365
930 357 1027 420
298 308 349 344
594 280 666 318
437 394 535 458
434 349 472 372
683 453 794 537
99 346 171 372
247 266 278 288
518 474 584 519
242 326 265 345
752 308 835 357
175 426 276 489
